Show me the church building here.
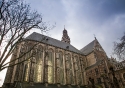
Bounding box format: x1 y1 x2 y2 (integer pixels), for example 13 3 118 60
3 28 123 88
3 29 86 88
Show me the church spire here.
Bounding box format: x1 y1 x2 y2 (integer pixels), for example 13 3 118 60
61 27 70 44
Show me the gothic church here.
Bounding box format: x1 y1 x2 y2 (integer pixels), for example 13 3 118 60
3 29 113 88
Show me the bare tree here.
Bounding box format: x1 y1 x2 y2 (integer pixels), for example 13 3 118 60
114 32 125 60
0 0 50 71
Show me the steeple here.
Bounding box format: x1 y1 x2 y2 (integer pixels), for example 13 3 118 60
61 27 70 44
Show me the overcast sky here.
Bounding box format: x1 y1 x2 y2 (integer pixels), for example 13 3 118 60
0 0 125 86
25 0 125 57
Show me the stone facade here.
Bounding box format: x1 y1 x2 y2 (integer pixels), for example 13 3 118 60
108 58 125 88
81 38 110 88
3 29 86 88
86 52 96 67
3 29 125 88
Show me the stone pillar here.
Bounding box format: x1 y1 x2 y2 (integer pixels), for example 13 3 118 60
42 49 45 83
53 47 56 83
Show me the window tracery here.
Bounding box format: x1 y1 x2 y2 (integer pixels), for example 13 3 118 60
73 56 82 85
56 52 64 84
47 49 54 83
65 54 72 84
29 57 36 81
20 46 30 82
34 45 43 82
24 59 30 81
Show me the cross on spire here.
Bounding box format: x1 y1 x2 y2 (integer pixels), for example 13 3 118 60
93 34 97 40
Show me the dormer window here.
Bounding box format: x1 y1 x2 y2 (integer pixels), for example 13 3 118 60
66 46 69 49
46 38 49 41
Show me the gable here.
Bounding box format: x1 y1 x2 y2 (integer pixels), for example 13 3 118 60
94 39 105 53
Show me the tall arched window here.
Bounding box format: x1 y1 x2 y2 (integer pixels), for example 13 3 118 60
65 53 72 84
74 56 82 85
79 57 84 85
17 45 31 81
24 61 30 81
56 51 64 84
17 45 27 81
48 49 54 83
23 46 31 82
29 57 36 81
34 45 43 82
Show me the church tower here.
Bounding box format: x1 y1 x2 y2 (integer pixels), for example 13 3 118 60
61 28 70 44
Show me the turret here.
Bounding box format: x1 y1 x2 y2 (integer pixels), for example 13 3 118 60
61 28 70 44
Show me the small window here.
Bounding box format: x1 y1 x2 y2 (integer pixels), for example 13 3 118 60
104 68 107 73
97 78 101 84
95 68 98 75
66 46 69 49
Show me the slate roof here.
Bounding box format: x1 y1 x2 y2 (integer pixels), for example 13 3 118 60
80 40 95 55
25 32 83 54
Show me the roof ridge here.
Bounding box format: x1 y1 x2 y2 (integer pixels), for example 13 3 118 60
80 40 95 50
29 32 71 45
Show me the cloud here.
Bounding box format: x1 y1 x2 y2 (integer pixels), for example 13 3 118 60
59 0 125 57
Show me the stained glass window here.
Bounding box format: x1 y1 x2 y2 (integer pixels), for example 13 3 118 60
34 45 43 82
23 46 31 82
59 52 64 84
65 54 72 84
48 49 54 83
24 59 30 81
56 52 64 84
74 56 82 85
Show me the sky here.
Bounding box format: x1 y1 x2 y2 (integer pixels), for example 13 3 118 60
0 0 125 87
25 0 125 57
